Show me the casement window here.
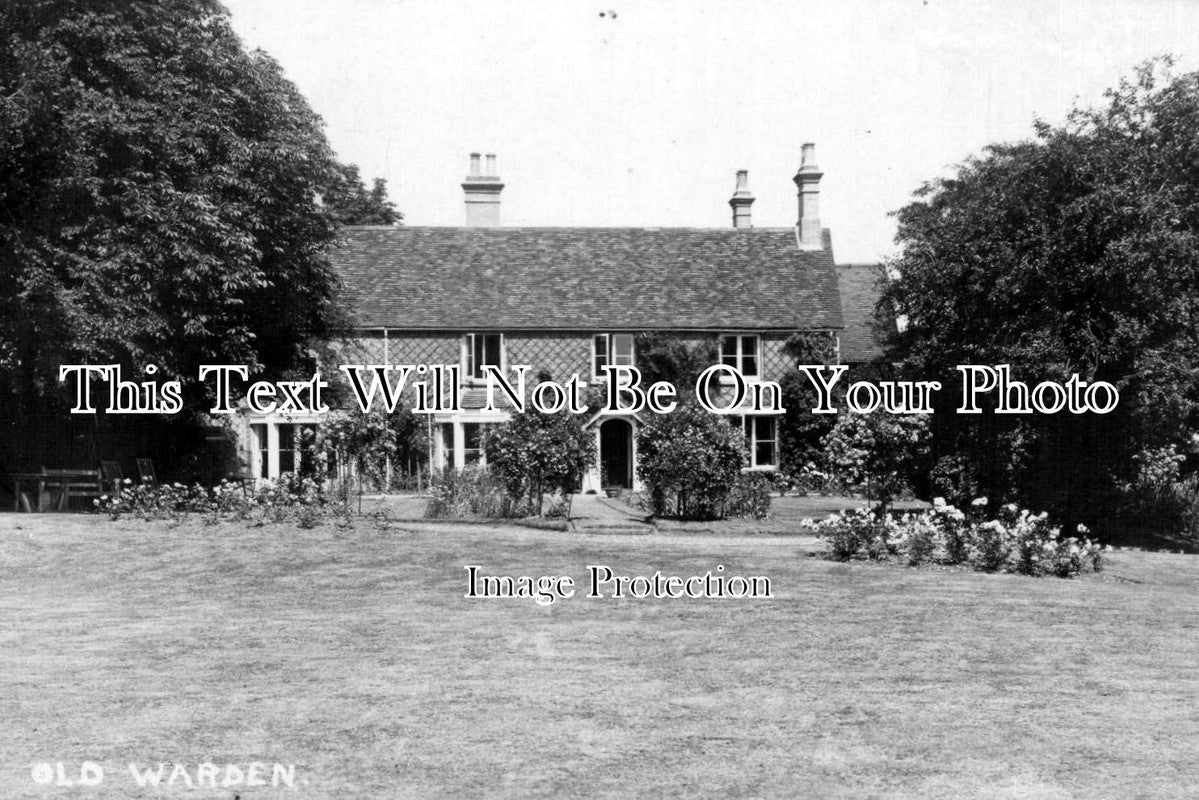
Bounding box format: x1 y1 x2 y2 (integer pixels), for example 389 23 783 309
720 334 760 377
593 333 634 377
278 423 318 476
463 423 487 465
250 421 319 480
464 333 503 380
728 415 779 469
251 423 269 479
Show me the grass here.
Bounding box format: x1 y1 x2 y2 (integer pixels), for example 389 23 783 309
1 513 1198 798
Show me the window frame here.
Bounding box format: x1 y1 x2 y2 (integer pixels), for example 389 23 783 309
592 333 635 380
719 333 761 379
728 414 779 470
463 332 505 383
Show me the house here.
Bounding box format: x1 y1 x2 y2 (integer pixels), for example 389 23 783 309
240 145 890 491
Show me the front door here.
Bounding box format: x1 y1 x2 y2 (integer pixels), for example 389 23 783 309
599 418 633 489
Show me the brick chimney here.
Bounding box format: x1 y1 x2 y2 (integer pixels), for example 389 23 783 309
793 143 823 250
728 170 755 229
462 152 503 227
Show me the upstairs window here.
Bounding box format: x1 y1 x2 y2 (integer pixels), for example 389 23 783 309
593 334 634 377
720 334 760 378
464 333 503 380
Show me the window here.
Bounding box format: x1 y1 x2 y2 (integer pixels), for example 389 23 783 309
463 423 487 465
720 334 760 377
277 423 318 476
251 423 268 479
464 333 503 380
593 333 634 377
728 415 778 469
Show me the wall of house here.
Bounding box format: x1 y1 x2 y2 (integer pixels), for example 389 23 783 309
333 330 794 386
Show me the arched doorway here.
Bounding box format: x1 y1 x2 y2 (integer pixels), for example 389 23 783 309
599 418 633 489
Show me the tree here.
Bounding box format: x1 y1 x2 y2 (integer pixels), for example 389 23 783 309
0 0 394 470
633 332 718 389
323 162 401 226
636 403 746 519
823 412 930 513
484 411 596 516
778 331 839 479
883 58 1199 532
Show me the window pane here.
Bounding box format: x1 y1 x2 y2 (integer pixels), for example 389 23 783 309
612 334 634 365
755 439 776 467
278 424 297 475
443 423 455 468
722 336 738 366
472 335 486 378
484 334 501 368
741 336 759 375
463 423 485 465
252 424 268 479
593 334 608 375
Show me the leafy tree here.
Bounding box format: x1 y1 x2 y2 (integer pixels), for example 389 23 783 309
484 411 596 516
883 58 1199 532
778 331 839 479
324 162 401 226
0 0 394 469
320 408 427 490
633 332 718 389
823 412 930 513
637 403 746 519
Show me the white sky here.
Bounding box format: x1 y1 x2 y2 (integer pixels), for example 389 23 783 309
223 0 1199 262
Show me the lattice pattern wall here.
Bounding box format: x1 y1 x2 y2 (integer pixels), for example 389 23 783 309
327 331 793 383
507 334 591 380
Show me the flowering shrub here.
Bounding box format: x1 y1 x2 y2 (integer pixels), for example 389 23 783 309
823 412 930 512
96 475 350 527
806 498 1106 578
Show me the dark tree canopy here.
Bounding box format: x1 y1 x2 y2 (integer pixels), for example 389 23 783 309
0 0 398 473
883 59 1199 530
0 0 394 399
324 163 401 227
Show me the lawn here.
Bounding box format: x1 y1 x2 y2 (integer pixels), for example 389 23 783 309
1 514 1198 799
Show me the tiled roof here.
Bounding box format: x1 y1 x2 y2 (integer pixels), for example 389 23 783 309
836 263 894 363
332 226 845 331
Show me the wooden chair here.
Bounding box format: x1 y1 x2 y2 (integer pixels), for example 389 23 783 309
100 461 124 493
135 458 157 486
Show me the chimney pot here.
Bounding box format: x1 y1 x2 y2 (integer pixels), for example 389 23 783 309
729 169 755 229
484 153 496 176
468 152 481 177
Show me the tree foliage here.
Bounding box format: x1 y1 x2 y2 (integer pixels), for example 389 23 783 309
823 412 930 512
633 332 718 389
324 162 401 227
883 58 1199 530
636 403 746 519
778 331 839 478
0 0 392 404
484 411 596 515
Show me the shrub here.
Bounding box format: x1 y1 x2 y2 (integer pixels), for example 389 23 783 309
1115 445 1199 546
724 473 773 519
823 412 930 512
637 403 747 519
484 410 595 516
424 467 529 519
806 498 1105 578
96 475 350 527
